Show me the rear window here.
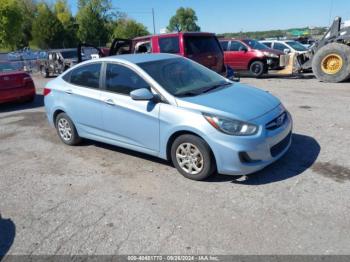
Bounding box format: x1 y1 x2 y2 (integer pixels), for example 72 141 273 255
159 37 180 54
185 36 222 55
0 63 16 73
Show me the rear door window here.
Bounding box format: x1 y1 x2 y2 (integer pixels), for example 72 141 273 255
105 63 149 95
69 63 101 89
159 37 180 53
184 36 222 55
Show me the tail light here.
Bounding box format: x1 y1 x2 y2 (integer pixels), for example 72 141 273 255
23 76 35 89
43 87 51 96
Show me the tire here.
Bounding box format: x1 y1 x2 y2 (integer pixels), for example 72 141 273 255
171 134 216 181
249 60 265 77
55 113 81 146
312 43 350 83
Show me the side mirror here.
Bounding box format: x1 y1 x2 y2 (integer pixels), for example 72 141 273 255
130 88 154 101
284 48 291 54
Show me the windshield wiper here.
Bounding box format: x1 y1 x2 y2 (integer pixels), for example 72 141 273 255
201 82 232 94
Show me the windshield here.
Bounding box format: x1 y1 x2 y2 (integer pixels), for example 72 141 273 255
243 39 269 50
285 41 308 51
184 36 222 55
138 58 229 97
61 51 77 59
0 63 16 73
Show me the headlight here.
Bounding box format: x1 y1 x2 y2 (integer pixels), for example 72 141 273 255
263 51 279 58
203 113 258 136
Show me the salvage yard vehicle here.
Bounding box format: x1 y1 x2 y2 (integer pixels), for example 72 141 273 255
0 62 36 104
297 17 350 83
219 39 288 77
79 32 236 79
40 49 80 78
44 54 292 181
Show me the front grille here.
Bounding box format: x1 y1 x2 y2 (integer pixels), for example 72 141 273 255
270 132 292 157
266 112 287 130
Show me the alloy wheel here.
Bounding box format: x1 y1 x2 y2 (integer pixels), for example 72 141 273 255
175 143 204 175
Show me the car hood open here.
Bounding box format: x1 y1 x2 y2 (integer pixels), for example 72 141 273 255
175 83 281 121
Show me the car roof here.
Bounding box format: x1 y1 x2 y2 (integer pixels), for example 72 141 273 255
133 32 215 40
99 53 179 64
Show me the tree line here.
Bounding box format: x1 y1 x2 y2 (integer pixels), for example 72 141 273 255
0 0 150 50
0 1 202 51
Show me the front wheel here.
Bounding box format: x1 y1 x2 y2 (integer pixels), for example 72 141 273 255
55 113 81 145
249 60 265 78
171 134 216 181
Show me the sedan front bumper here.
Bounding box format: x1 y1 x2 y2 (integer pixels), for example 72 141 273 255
207 106 293 176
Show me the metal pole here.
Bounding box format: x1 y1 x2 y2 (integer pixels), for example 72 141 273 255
152 8 156 34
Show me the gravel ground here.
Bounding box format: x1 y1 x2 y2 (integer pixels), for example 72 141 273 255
0 74 349 255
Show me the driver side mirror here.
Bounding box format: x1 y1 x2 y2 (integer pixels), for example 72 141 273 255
130 88 154 101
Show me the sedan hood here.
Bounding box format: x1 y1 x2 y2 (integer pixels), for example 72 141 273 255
176 83 280 121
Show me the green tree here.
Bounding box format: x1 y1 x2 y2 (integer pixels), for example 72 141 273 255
0 0 23 50
113 18 149 39
76 0 112 46
54 0 78 47
17 0 36 48
31 3 65 49
167 7 200 32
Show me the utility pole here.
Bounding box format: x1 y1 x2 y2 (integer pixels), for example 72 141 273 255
152 8 156 34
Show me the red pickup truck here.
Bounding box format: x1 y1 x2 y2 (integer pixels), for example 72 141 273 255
79 32 231 77
219 39 287 77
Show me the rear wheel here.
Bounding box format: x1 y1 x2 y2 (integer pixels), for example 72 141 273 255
312 43 350 83
249 60 265 77
171 134 216 181
55 113 81 145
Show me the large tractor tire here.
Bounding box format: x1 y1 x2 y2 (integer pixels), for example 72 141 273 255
312 43 350 83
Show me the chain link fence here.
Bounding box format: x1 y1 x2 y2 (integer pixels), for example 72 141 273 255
0 50 47 74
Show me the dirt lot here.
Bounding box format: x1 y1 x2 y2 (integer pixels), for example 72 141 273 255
0 74 350 255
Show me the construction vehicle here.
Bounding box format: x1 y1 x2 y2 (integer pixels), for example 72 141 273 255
298 17 350 83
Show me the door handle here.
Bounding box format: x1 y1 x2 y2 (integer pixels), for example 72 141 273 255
64 89 73 94
104 98 115 105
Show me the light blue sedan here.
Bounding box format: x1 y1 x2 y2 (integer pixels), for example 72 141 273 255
44 53 292 181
